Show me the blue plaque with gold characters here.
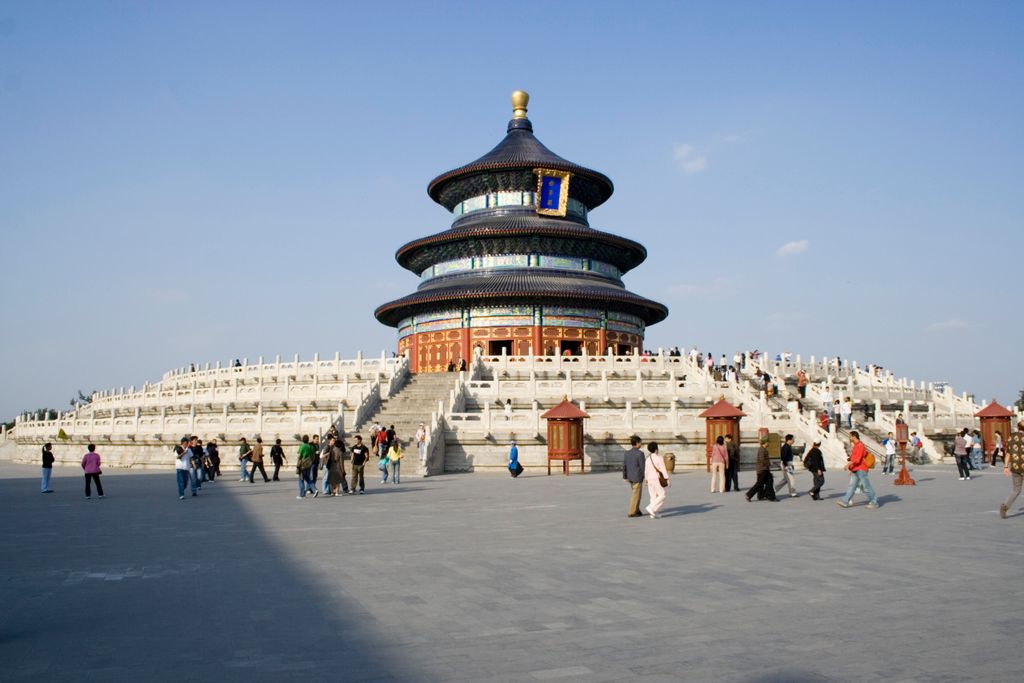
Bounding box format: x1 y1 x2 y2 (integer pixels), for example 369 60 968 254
535 168 571 217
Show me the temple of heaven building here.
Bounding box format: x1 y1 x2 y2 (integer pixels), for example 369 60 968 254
374 91 668 373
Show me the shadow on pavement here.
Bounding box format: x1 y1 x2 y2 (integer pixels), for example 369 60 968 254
661 503 721 517
0 469 434 682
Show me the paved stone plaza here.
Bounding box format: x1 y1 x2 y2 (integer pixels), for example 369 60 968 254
0 460 1020 682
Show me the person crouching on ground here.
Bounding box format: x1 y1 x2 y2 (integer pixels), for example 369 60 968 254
837 431 879 508
644 442 670 519
746 436 777 502
803 440 826 500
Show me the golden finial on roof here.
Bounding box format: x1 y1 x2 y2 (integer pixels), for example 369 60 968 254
511 90 530 119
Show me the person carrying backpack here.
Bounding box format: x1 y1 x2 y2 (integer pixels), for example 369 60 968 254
837 431 879 508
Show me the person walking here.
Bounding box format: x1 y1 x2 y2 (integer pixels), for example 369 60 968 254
349 435 369 494
709 435 728 493
174 438 193 499
724 433 740 492
644 442 670 519
837 431 880 508
238 437 252 482
508 440 523 478
325 436 346 496
249 437 270 483
803 440 826 500
623 435 645 517
796 369 808 399
953 428 972 480
270 438 286 481
991 431 1005 467
415 423 427 465
1000 421 1024 519
745 437 777 502
41 442 55 493
504 399 513 421
387 440 403 484
296 435 317 499
909 432 923 464
882 432 897 475
774 434 798 497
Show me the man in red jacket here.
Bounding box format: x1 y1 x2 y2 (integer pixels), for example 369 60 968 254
837 431 879 508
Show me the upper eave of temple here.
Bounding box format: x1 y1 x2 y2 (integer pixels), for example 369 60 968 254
426 113 614 212
395 209 648 275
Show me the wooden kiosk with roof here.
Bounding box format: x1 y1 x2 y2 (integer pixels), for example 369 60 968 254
541 398 590 475
975 400 1014 458
698 399 745 473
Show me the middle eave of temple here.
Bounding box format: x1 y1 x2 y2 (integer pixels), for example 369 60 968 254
394 208 648 275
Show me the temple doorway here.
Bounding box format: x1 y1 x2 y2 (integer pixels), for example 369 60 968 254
488 339 514 356
560 340 582 356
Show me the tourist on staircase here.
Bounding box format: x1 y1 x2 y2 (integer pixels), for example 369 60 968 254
416 423 427 466
841 397 853 430
797 369 808 399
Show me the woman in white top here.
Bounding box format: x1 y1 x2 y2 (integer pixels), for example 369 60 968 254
644 442 671 519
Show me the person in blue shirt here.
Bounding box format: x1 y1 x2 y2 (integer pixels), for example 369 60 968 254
508 440 522 478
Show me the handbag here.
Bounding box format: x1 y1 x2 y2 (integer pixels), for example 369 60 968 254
377 458 389 472
648 455 668 487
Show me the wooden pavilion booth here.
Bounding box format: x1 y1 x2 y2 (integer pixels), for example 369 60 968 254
975 400 1014 456
541 398 590 475
698 399 745 473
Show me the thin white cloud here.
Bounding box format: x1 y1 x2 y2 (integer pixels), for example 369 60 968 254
668 277 730 298
722 133 742 142
926 318 968 332
673 144 707 175
776 239 809 256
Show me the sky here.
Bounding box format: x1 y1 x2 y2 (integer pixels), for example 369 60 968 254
1 1 1022 420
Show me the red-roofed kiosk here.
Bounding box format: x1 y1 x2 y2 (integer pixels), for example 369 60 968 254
541 398 590 475
976 401 1013 458
698 399 745 473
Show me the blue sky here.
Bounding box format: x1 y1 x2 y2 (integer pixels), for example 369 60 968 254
1 1 1022 419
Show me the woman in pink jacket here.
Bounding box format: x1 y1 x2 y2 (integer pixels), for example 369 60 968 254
709 435 728 493
81 444 104 499
644 442 670 519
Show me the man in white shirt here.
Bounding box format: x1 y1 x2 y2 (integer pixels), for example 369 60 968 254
882 432 898 474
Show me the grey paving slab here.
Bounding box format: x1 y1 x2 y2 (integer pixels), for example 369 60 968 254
0 460 1021 682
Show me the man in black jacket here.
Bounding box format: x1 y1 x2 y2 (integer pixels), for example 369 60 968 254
724 433 740 492
623 435 646 518
804 440 826 500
